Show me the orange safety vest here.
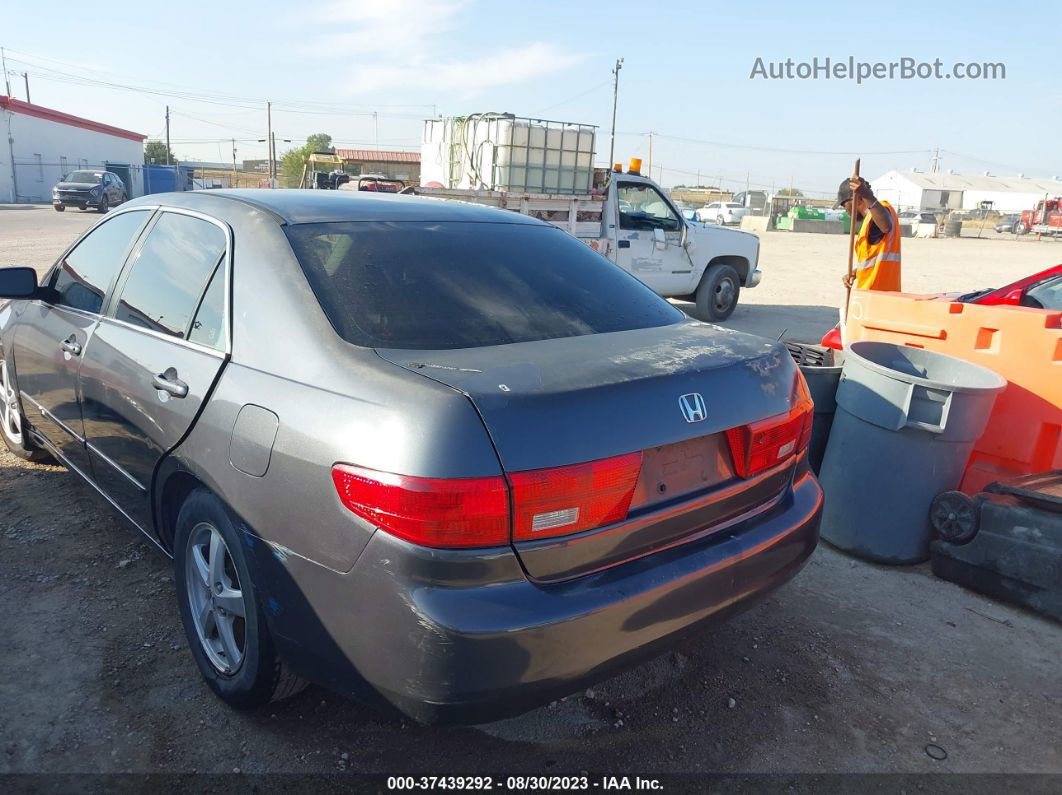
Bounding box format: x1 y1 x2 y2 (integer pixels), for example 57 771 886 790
854 200 902 291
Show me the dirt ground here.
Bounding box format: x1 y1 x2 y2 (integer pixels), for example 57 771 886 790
1 205 1061 780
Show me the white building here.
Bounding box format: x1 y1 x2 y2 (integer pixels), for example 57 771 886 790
1 96 145 204
872 169 1062 214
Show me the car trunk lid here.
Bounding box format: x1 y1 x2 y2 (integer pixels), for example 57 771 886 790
377 320 803 580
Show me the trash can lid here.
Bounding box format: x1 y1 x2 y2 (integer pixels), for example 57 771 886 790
847 341 1007 394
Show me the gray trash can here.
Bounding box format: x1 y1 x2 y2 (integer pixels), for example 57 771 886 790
819 341 1006 564
786 342 843 475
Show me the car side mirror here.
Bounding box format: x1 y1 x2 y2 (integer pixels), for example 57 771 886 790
0 267 39 299
653 227 667 250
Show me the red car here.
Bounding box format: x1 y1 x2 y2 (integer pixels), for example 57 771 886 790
822 264 1062 348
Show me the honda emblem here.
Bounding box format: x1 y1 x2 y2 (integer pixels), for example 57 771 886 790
679 393 706 423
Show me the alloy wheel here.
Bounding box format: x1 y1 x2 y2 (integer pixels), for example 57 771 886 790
1 360 23 447
185 522 247 674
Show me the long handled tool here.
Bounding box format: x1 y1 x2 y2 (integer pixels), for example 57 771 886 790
843 158 861 322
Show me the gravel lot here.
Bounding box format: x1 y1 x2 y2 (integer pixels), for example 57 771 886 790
2 204 1061 780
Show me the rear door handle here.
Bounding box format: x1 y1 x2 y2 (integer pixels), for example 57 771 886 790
60 336 82 356
152 367 189 398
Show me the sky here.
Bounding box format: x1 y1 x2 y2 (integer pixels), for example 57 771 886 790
3 0 1060 197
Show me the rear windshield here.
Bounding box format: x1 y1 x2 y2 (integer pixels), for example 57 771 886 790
285 220 684 350
64 171 103 184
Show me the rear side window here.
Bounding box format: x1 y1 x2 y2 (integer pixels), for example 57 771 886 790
187 264 226 350
113 212 226 339
51 210 150 314
285 220 684 350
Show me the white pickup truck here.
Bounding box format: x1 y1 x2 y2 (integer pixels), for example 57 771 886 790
415 168 762 321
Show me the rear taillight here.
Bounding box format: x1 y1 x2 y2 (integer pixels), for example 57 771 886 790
725 373 814 478
332 452 644 548
509 452 643 541
331 464 509 548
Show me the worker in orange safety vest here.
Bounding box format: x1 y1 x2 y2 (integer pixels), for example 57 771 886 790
837 176 901 291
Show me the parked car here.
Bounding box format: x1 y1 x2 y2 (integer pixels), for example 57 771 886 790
954 264 1062 310
697 201 747 226
0 190 822 724
897 209 938 231
52 169 127 213
995 214 1021 234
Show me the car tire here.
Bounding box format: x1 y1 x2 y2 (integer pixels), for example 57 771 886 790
174 488 307 709
1013 221 1028 235
97 196 109 214
53 204 65 212
0 358 51 462
694 263 741 322
716 215 726 226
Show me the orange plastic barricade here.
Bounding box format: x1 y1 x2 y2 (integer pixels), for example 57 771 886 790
846 290 1062 494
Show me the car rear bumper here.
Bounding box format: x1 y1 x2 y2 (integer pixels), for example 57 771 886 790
254 469 821 724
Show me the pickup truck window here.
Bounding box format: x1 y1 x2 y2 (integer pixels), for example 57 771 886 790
285 220 684 350
617 183 680 232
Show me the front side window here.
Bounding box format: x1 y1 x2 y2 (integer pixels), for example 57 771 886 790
617 184 680 231
50 210 151 313
285 221 684 350
113 212 226 339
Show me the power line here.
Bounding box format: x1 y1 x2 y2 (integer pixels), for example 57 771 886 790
531 80 611 116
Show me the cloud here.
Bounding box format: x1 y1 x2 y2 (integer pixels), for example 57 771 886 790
348 42 586 95
313 0 465 55
308 1 585 95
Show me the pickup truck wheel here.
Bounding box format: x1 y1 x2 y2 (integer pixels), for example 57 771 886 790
0 359 51 462
174 488 307 709
694 264 740 322
53 204 65 212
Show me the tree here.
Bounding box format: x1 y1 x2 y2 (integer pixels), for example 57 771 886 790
776 188 803 197
144 140 176 165
280 133 334 188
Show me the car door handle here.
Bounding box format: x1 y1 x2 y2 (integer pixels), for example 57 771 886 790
152 368 189 398
60 336 82 356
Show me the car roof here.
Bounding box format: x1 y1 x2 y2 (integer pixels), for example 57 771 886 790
168 189 546 226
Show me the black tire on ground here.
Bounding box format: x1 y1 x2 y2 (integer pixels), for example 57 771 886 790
716 215 725 226
174 488 307 709
0 359 52 462
97 196 109 213
1014 221 1028 236
694 263 741 322
53 204 65 212
930 490 980 545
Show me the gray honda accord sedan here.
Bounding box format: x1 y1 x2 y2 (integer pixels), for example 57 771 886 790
0 190 822 723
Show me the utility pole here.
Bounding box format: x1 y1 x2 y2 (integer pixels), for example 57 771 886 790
608 57 623 167
647 131 653 177
1 47 10 98
266 100 273 186
22 73 29 104
231 138 237 185
930 147 941 173
373 111 379 150
165 105 171 165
